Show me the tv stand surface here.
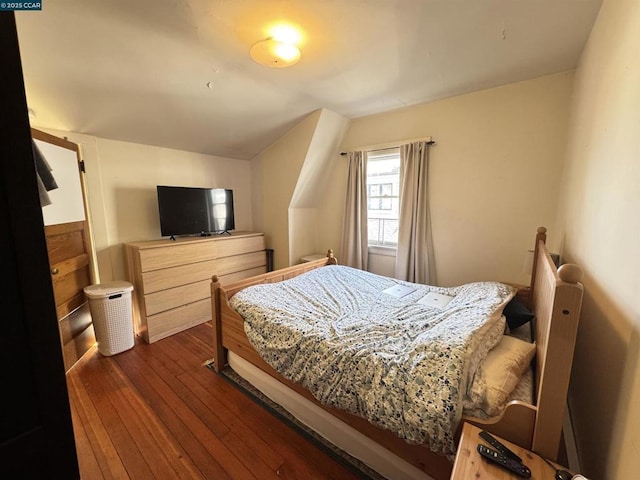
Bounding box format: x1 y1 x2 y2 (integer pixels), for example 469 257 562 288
201 230 231 236
168 230 233 241
124 231 266 343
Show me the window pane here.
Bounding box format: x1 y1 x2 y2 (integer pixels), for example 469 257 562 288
367 148 400 247
380 183 393 196
367 218 399 246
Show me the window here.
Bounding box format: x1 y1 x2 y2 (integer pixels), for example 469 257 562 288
368 183 393 210
367 148 400 247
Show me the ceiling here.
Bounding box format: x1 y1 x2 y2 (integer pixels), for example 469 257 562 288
16 0 602 160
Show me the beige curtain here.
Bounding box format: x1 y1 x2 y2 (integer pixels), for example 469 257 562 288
340 151 368 269
395 141 435 283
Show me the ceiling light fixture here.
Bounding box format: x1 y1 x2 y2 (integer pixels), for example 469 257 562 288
250 24 302 68
250 38 301 68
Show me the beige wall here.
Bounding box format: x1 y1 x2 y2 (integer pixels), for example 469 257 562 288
43 129 252 283
339 72 574 286
252 110 320 269
555 0 640 478
252 108 349 269
290 109 349 264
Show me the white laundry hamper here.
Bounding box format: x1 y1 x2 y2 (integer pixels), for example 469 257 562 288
84 281 135 356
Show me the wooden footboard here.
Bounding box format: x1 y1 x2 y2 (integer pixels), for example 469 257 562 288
211 250 337 373
210 229 583 477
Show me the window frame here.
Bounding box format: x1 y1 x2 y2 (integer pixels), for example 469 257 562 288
366 148 400 249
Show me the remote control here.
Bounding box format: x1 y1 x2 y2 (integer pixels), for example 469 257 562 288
479 430 523 463
477 444 531 478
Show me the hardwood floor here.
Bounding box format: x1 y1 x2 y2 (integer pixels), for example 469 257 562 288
66 322 362 479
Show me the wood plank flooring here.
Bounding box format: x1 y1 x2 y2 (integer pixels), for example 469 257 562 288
66 322 362 479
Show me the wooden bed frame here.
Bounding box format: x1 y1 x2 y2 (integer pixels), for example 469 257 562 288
210 228 583 480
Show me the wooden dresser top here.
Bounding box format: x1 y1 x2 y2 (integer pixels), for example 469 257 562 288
125 231 262 249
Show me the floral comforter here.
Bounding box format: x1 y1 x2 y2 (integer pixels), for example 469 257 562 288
229 265 514 455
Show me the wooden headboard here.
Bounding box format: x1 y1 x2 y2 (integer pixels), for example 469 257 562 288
529 227 583 459
465 227 583 461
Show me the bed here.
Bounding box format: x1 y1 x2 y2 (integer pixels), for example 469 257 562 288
209 227 583 480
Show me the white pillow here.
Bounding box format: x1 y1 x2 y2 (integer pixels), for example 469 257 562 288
468 335 536 416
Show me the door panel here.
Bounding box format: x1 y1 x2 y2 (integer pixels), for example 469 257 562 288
33 129 96 371
51 266 90 316
59 304 94 371
45 222 87 263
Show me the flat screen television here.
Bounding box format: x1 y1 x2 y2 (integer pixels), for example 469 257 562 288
156 185 235 238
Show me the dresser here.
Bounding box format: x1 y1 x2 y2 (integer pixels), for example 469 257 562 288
125 231 266 343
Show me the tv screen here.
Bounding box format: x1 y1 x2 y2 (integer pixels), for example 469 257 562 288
157 185 235 237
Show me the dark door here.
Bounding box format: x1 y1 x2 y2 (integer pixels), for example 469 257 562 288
0 13 80 479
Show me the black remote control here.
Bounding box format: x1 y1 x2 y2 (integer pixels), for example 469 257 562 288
479 430 523 463
477 444 532 478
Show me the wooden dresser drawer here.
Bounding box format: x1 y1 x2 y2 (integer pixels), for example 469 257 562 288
142 259 217 294
219 266 267 285
215 235 264 257
145 279 210 316
146 299 211 343
216 251 265 276
139 241 217 272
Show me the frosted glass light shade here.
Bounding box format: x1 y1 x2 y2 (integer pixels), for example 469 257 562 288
250 38 300 68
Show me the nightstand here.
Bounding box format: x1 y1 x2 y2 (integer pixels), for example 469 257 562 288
451 423 572 479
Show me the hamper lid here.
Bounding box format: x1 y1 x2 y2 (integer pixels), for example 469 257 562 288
84 281 133 298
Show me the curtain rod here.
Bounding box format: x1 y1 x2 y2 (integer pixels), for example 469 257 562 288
340 136 435 155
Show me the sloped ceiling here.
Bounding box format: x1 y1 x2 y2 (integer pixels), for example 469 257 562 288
16 0 602 160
